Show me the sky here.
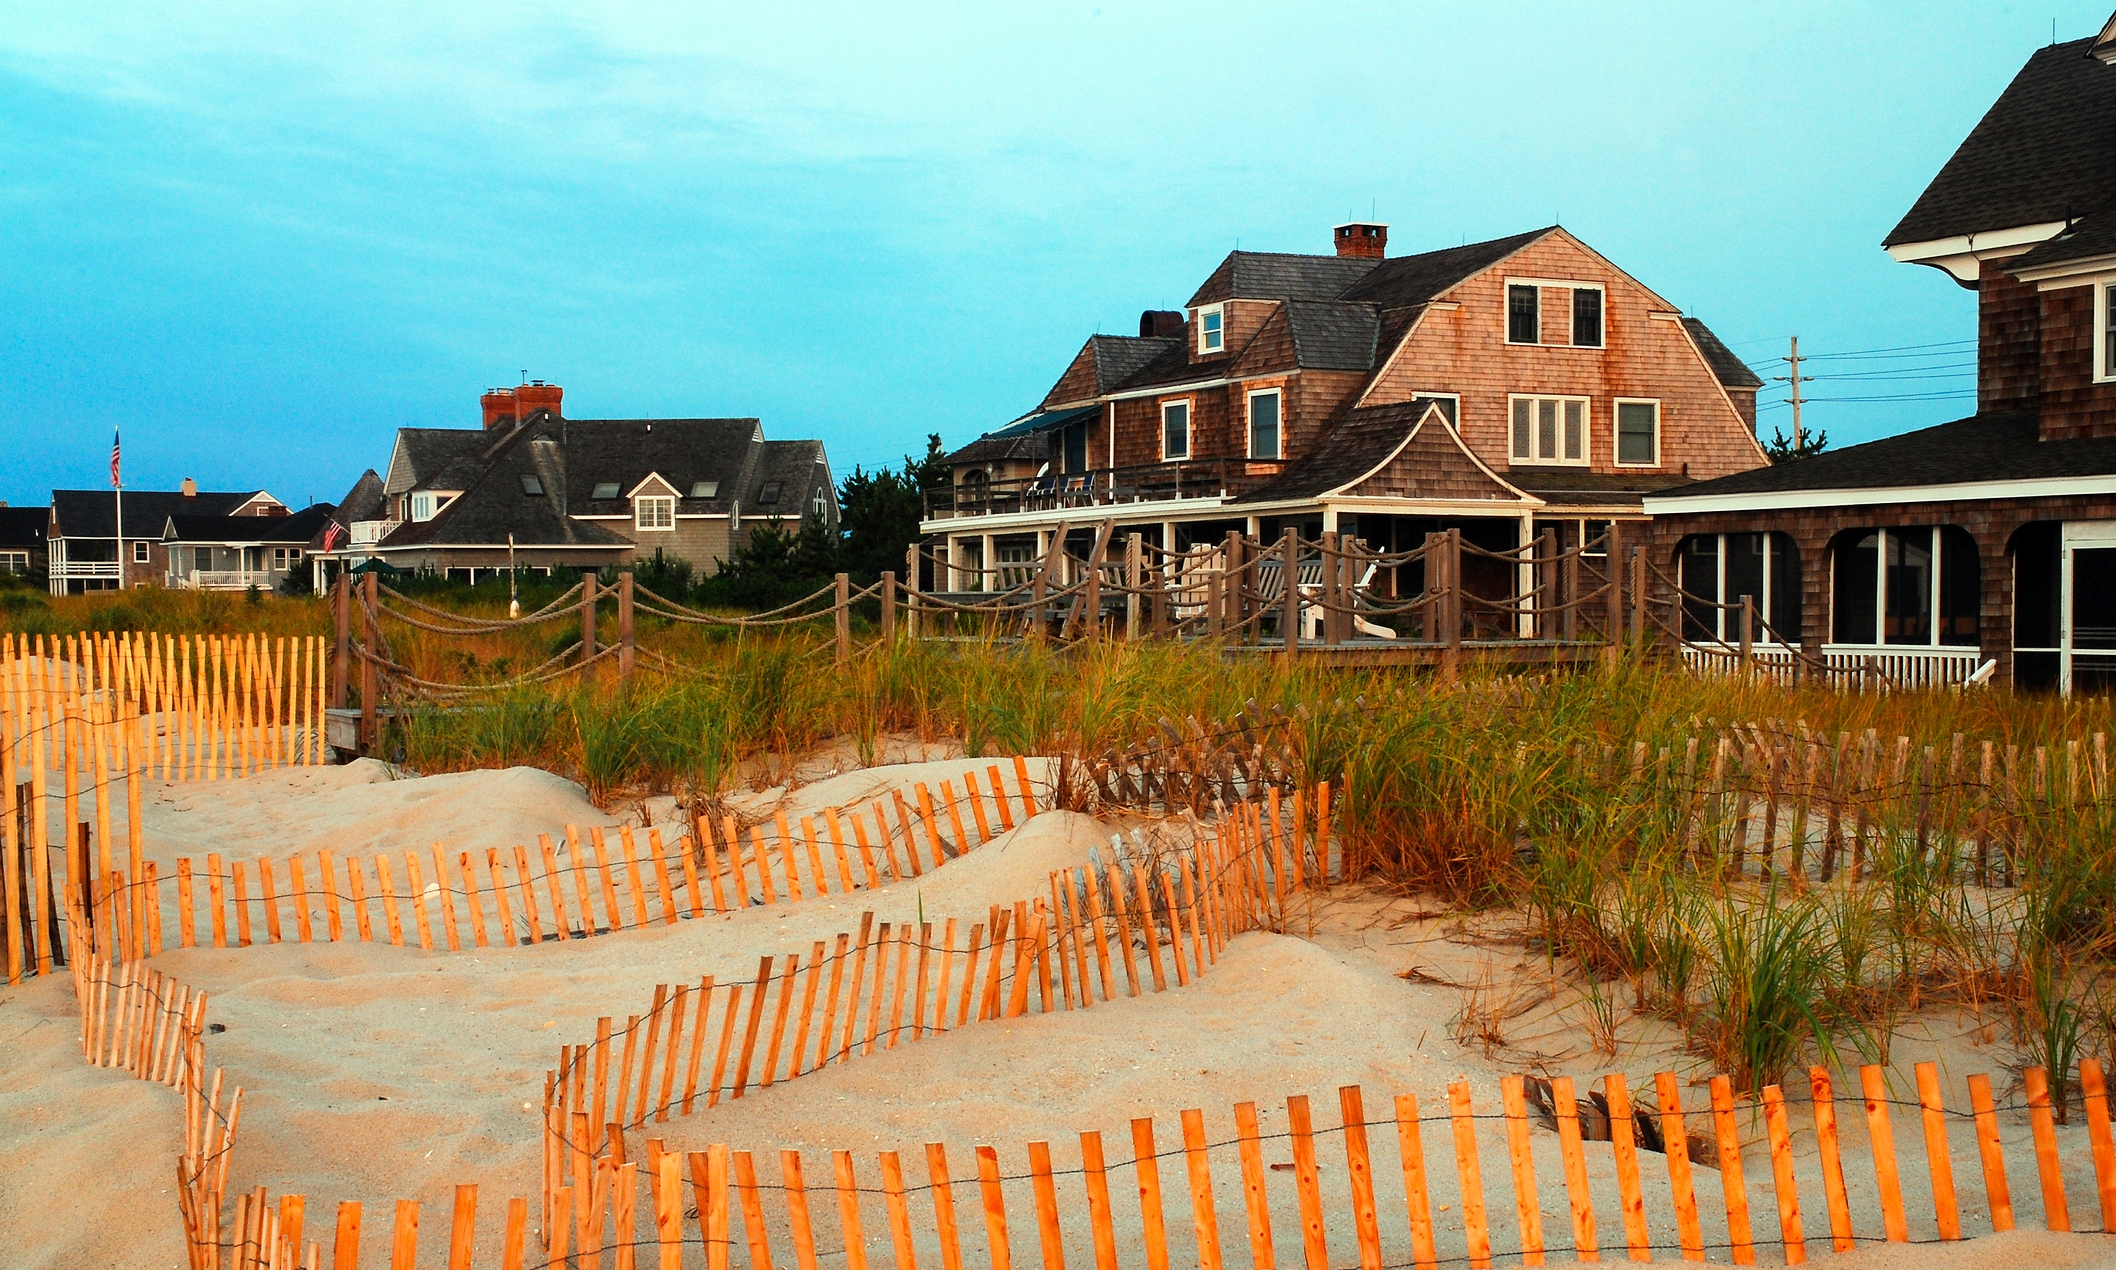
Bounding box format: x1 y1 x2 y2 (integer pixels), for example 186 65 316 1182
3 1 2112 508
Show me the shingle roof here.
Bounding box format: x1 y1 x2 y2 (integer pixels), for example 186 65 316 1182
1231 399 1453 503
2011 195 2116 270
1508 469 1692 507
1884 37 2116 246
164 505 333 544
1647 411 2116 499
1186 252 1381 307
0 506 47 549
1335 229 1554 308
563 419 763 515
1682 318 1765 390
390 428 495 495
1091 335 1175 391
377 422 633 551
749 439 834 519
1283 301 1382 371
1109 337 1232 393
51 489 259 539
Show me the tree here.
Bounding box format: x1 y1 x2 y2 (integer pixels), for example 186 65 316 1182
696 518 838 611
1765 425 1828 463
837 433 946 583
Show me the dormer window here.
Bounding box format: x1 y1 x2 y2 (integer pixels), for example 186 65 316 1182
591 482 621 500
690 481 719 498
1198 305 1225 354
409 491 451 521
635 495 674 530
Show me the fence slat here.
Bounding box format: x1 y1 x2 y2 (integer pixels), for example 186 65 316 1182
1447 1082 1492 1270
2026 1066 2072 1231
1968 1073 2014 1232
1654 1072 1703 1261
1709 1076 1754 1265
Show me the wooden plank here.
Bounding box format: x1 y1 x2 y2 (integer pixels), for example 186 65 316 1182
1809 1067 1854 1252
1105 868 1139 997
2026 1065 2071 1230
1501 1075 1545 1266
590 827 624 930
783 1151 822 1270
1599 1071 1650 1261
1133 865 1166 992
931 920 958 1035
260 856 284 943
1762 1084 1806 1265
1179 1110 1221 1270
965 772 993 844
177 858 195 949
645 829 677 924
458 851 488 948
751 825 779 905
790 941 825 1076
388 1200 419 1270
619 825 652 925
731 956 773 1097
733 1150 777 1270
1447 1081 1492 1270
928 1142 966 1270
940 781 970 861
976 1145 1013 1270
1233 1102 1276 1270
376 854 403 947
817 933 850 1068
776 809 806 901
538 835 569 937
761 953 801 1088
680 975 714 1116
319 850 343 942
1286 1095 1330 1270
511 845 541 945
1014 755 1036 821
347 855 371 942
1391 1093 1437 1270
842 914 876 1060
654 1153 683 1270
1134 1117 1172 1270
430 843 461 951
655 982 688 1123
446 1184 477 1270
567 825 597 931
332 1201 361 1270
2084 1058 2116 1234
706 1147 734 1270
1917 1060 1964 1240
1080 1131 1122 1270
1968 1072 2015 1232
1551 1075 1598 1262
867 921 893 1049
1708 1075 1754 1265
1028 1140 1067 1270
1339 1086 1384 1270
1860 1063 1909 1241
880 1151 919 1270
613 1012 641 1131
677 825 704 918
1655 1071 1703 1262
208 852 229 949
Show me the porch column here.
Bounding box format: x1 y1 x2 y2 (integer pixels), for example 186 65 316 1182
1320 506 1339 533
946 536 960 591
1795 530 1830 665
1245 515 1261 539
1978 521 2017 688
1518 510 1536 639
982 532 995 592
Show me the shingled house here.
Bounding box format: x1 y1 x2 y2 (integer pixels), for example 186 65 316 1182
355 383 836 583
46 483 319 595
925 223 1764 597
1643 13 2116 692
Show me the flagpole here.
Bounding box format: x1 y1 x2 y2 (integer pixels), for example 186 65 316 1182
115 474 124 592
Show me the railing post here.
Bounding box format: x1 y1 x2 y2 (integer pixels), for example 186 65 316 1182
1223 529 1244 640
1445 529 1463 664
834 573 852 662
905 543 921 640
617 572 635 684
881 571 897 644
1629 546 1646 647
1318 532 1338 646
331 570 350 710
1281 529 1301 657
359 572 379 753
1739 594 1755 668
1604 523 1625 666
1537 528 1557 642
580 572 599 686
1125 533 1143 640
1561 531 1578 642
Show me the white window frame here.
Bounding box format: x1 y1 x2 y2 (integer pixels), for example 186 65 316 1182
1246 388 1283 460
1613 397 1662 468
410 491 436 521
1160 398 1193 462
0 551 26 574
2096 276 2116 384
133 540 149 563
1682 532 1794 645
1507 394 1591 467
811 488 829 521
1503 277 1608 349
1197 305 1225 354
635 495 675 531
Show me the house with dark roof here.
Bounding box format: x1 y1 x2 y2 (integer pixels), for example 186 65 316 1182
1643 12 2116 693
926 221 1764 599
353 383 836 583
0 504 48 580
46 481 300 595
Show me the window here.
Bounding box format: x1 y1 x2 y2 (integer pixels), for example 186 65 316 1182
520 475 544 495
0 551 26 574
1582 520 1611 557
690 481 718 498
1507 285 1540 344
2100 282 2116 382
133 541 149 563
1508 395 1588 465
635 495 675 531
591 482 621 500
410 492 436 521
1615 399 1660 466
1680 533 1801 643
1830 526 1979 647
194 546 213 571
758 481 783 505
1161 400 1191 461
272 547 302 570
1247 389 1281 460
1198 306 1224 354
811 488 829 522
1572 288 1604 348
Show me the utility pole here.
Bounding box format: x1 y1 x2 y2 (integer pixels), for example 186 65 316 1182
1772 336 1814 455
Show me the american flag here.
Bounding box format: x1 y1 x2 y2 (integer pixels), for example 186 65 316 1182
320 519 346 552
110 429 121 488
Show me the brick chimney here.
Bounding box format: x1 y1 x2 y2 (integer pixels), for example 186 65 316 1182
1333 222 1388 259
180 477 197 498
481 388 518 430
515 381 563 420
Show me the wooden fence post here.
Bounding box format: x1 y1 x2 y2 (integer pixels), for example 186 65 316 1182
1125 533 1143 641
617 573 635 684
359 572 379 753
331 571 350 710
580 573 599 686
1536 528 1557 641
1222 530 1243 639
1739 595 1755 668
1281 530 1300 657
1604 522 1624 665
834 574 851 663
1444 529 1463 665
1629 545 1646 647
880 572 897 644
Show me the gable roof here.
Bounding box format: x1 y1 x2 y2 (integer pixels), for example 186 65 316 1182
1232 399 1503 503
1186 252 1381 307
1682 318 1765 389
0 505 48 549
1335 228 1555 308
1884 37 2116 246
563 419 763 515
51 489 259 539
1091 335 1175 391
749 440 833 515
164 504 333 545
387 428 496 495
376 421 633 551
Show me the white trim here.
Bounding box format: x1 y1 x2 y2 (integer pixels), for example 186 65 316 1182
2097 278 2116 385
634 494 676 531
1502 277 1607 348
1612 397 1662 469
1646 472 2116 515
1159 397 1193 462
1245 387 1283 460
626 472 681 499
1506 394 1591 466
1195 304 1225 355
1885 222 2065 284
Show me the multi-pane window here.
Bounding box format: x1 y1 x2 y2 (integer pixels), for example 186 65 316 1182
194 546 213 571
0 551 28 574
2105 282 2116 379
1507 285 1539 344
271 547 302 570
811 488 829 522
1161 400 1190 461
1572 288 1603 347
133 541 149 562
1680 533 1801 643
1199 307 1224 353
1509 395 1587 465
1615 399 1660 466
1831 526 1980 646
635 495 675 530
1247 389 1281 460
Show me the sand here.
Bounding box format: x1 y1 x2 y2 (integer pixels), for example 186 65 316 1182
8 754 2116 1269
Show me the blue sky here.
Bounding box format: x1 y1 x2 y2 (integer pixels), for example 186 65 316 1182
3 2 2110 508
